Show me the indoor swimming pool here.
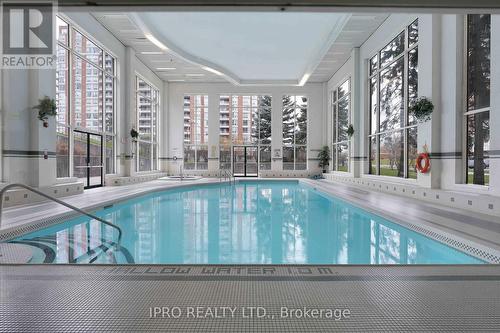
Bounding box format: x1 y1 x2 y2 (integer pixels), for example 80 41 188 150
9 181 483 264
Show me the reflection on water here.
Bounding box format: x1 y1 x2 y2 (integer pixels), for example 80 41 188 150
15 182 482 264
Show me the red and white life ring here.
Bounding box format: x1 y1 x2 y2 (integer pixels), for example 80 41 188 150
416 153 431 173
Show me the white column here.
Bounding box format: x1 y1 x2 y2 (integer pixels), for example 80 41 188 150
1 67 56 187
159 81 169 172
417 14 442 189
208 92 220 172
439 14 465 190
350 47 362 177
490 15 500 195
123 47 136 176
271 93 283 171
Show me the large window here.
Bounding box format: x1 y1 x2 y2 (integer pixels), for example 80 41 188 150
136 76 159 172
56 16 116 178
184 95 208 170
283 95 307 170
332 79 350 172
368 19 418 179
219 95 272 170
465 14 490 186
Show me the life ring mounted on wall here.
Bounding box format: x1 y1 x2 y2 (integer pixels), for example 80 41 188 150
416 153 431 173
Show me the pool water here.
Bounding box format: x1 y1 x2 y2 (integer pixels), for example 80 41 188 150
11 181 483 264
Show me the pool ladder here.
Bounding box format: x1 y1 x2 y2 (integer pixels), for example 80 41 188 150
219 169 235 185
0 183 122 250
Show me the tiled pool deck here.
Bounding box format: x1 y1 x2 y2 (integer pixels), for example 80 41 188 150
1 178 500 331
1 264 500 332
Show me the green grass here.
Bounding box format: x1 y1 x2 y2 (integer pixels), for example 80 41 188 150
379 167 402 177
337 166 348 172
466 173 489 186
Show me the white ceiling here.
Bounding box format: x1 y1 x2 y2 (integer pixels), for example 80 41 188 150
92 12 388 85
132 12 350 85
309 13 389 83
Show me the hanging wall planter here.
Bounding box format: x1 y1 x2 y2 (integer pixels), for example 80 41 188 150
130 128 139 141
347 124 354 138
33 96 57 128
409 97 434 123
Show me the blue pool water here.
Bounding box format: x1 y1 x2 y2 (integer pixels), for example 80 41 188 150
12 181 483 264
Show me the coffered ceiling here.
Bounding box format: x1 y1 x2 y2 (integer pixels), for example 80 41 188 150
92 11 388 85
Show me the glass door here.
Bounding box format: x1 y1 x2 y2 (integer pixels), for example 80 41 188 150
245 146 258 177
233 146 245 177
233 146 258 177
73 130 103 189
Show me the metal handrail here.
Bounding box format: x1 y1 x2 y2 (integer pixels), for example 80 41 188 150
225 169 235 185
0 183 122 249
219 169 234 185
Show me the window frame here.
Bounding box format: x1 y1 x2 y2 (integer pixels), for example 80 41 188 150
183 94 209 170
55 14 117 180
332 78 351 173
135 74 159 173
218 94 272 171
462 14 491 187
282 95 308 171
367 19 419 180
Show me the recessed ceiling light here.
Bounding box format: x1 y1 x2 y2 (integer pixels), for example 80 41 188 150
145 33 168 51
169 79 185 82
157 67 176 70
140 51 163 55
185 74 204 77
298 73 311 87
202 66 223 76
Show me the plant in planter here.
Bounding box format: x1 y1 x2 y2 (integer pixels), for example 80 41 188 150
409 97 434 122
33 96 57 128
347 124 354 138
130 128 139 140
317 145 331 173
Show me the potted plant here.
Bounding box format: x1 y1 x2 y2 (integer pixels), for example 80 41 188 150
317 145 331 173
33 96 57 128
409 97 434 122
130 128 139 141
347 124 354 138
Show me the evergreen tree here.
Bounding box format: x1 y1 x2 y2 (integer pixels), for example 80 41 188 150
252 95 272 144
295 96 308 145
282 95 295 146
467 14 490 185
378 33 405 177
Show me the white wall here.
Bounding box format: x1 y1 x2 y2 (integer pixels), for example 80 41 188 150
325 13 499 197
166 82 325 175
489 15 500 196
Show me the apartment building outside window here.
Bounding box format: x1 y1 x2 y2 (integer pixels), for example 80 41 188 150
219 95 272 171
184 95 208 170
136 76 159 172
55 16 116 179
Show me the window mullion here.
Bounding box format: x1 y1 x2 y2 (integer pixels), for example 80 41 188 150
67 27 74 178
376 72 381 175
403 33 409 178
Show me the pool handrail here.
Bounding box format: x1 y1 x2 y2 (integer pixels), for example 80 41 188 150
0 183 122 249
219 169 234 185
